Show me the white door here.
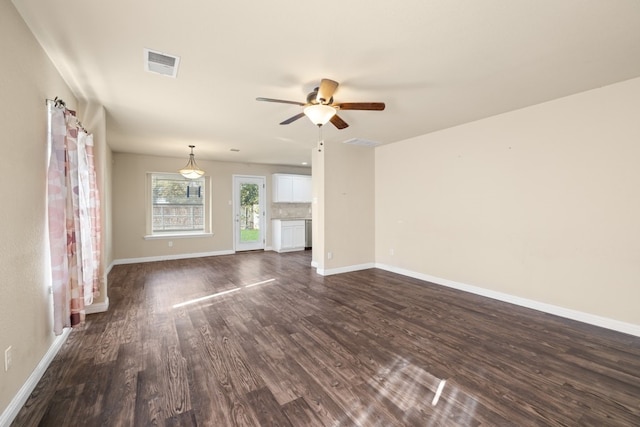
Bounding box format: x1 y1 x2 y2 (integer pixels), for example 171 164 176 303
233 175 266 251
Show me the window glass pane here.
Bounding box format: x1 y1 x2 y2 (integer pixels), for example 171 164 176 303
152 174 205 233
240 182 260 243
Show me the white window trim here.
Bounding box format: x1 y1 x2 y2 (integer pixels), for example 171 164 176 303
143 232 213 240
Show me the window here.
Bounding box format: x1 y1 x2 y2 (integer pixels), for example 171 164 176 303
149 173 208 236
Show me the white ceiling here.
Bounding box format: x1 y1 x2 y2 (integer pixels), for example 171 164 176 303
12 0 640 166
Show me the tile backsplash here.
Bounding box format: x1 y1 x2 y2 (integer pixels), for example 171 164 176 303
271 202 312 219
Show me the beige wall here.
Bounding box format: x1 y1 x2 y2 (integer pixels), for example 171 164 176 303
112 152 310 261
0 1 76 414
315 141 375 272
375 77 640 325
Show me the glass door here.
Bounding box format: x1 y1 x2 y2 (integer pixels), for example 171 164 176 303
233 175 265 251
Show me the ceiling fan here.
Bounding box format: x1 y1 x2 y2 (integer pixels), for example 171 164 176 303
256 78 385 129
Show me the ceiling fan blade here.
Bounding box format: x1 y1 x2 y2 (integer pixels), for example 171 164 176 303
330 114 349 129
280 112 306 125
316 79 339 104
337 102 386 111
256 97 305 106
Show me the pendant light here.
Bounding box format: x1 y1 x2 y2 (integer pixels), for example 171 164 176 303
179 145 205 179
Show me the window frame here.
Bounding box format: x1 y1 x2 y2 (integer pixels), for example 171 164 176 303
144 172 212 239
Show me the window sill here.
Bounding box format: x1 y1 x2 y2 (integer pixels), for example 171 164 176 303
144 232 213 240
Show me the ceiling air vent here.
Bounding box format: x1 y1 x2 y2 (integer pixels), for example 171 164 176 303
343 138 380 147
144 48 180 78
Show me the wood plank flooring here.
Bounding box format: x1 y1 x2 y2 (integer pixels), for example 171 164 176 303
12 250 640 426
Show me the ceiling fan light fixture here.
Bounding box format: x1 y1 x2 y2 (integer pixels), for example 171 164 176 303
179 145 205 179
304 104 337 126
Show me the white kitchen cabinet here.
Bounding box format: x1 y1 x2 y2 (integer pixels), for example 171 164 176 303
272 174 312 203
273 174 294 202
292 175 312 202
272 219 306 252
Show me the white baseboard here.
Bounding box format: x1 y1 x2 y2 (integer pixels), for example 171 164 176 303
113 249 235 265
317 262 376 277
0 328 71 427
86 298 109 315
105 261 114 276
376 263 640 338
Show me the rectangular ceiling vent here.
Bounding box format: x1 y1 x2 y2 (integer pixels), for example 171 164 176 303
144 48 180 78
343 138 380 147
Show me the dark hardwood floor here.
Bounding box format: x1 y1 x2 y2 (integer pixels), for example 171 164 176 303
12 251 640 426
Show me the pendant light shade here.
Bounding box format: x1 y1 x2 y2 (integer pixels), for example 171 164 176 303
179 145 205 179
304 104 337 126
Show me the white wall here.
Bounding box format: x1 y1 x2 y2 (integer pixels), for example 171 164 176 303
375 77 640 327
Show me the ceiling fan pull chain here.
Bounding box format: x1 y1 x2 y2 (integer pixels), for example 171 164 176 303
317 125 324 152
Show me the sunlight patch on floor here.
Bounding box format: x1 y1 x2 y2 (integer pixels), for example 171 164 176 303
244 278 276 288
367 357 438 412
172 278 276 308
432 379 446 406
359 357 479 425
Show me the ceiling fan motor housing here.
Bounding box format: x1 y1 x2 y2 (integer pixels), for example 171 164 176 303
307 88 332 105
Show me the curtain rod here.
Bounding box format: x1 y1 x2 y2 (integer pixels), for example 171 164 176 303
45 96 68 110
46 97 87 132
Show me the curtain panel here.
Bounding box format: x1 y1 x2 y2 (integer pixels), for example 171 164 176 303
47 102 101 335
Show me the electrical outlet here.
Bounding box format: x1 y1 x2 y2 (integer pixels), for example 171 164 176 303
168 241 173 247
390 248 395 256
4 346 12 372
327 252 333 260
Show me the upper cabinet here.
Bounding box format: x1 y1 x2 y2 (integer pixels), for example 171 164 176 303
272 174 312 203
291 175 312 202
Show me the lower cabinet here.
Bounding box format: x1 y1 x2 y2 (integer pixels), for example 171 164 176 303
272 220 306 253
